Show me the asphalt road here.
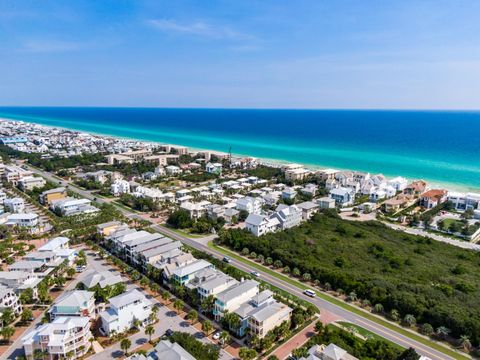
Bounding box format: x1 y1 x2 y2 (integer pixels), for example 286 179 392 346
24 164 461 360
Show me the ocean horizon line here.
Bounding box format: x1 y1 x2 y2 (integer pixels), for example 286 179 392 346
1 114 479 194
2 105 480 112
1 107 479 193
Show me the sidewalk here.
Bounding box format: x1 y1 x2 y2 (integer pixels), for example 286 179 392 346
270 320 318 360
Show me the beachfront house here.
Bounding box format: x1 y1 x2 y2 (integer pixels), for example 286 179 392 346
329 187 355 206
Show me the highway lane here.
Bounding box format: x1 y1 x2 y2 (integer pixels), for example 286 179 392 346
24 164 462 360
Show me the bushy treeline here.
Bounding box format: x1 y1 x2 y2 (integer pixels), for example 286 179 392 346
295 322 417 360
218 211 480 346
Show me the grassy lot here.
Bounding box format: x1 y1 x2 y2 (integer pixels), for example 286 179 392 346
159 224 205 238
336 321 404 350
208 242 468 360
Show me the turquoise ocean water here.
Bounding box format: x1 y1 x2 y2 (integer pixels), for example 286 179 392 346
0 107 479 192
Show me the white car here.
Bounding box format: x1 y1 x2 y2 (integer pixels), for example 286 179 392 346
250 271 260 278
212 331 221 340
304 289 316 297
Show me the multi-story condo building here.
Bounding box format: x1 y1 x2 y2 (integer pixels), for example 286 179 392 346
5 213 39 234
275 204 302 229
110 179 130 196
48 291 96 321
18 176 46 191
22 317 92 359
236 196 263 215
50 197 98 217
0 285 22 314
329 187 355 206
171 259 213 286
4 197 25 213
0 271 42 297
192 270 238 300
214 280 259 321
246 291 292 339
100 289 153 336
3 165 32 185
39 187 67 206
447 192 480 211
245 213 279 237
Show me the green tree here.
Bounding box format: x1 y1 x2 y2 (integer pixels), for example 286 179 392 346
373 303 384 314
219 331 231 348
120 338 132 356
161 291 171 304
186 309 198 324
420 323 434 336
145 325 155 342
202 320 213 336
1 326 14 344
21 308 33 323
403 314 416 327
239 347 257 360
1 308 14 325
173 299 184 314
66 267 76 279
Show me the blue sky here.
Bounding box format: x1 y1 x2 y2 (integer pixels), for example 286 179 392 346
1 0 480 109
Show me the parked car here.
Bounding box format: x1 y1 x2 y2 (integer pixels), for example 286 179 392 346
222 256 231 263
76 265 86 273
212 331 221 340
165 329 174 337
250 271 260 278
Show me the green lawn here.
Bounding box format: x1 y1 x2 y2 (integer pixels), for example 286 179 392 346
208 242 468 360
336 321 404 350
159 224 205 238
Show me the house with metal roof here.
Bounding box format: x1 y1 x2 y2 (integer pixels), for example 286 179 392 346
48 290 95 321
99 289 153 336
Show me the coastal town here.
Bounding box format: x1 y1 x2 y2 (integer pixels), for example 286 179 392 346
0 118 477 360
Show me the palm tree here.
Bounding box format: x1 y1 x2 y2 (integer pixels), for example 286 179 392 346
348 291 357 302
436 326 451 339
219 331 231 348
201 295 215 315
420 323 434 336
403 314 416 327
173 299 184 314
265 257 273 266
314 321 324 334
302 273 311 281
145 325 155 342
390 309 400 321
239 347 257 360
373 303 384 313
283 265 290 274
224 312 241 331
459 335 472 351
186 309 198 324
161 291 171 304
20 308 33 323
1 326 14 344
257 254 264 263
202 320 213 336
132 318 142 330
120 338 132 356
273 260 282 268
292 267 300 277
